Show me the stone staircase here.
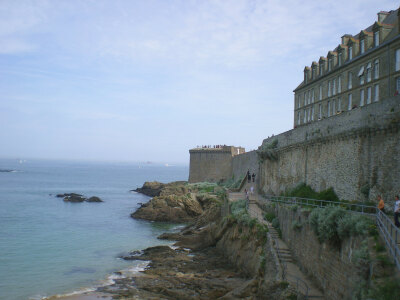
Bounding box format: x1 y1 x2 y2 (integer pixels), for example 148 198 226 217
227 191 325 299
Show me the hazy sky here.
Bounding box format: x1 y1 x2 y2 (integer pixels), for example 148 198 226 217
0 0 397 164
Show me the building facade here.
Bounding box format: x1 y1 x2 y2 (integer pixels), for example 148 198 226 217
294 8 400 127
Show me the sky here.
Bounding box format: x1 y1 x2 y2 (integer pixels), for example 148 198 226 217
0 0 398 164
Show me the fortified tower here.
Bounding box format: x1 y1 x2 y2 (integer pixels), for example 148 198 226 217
188 146 245 183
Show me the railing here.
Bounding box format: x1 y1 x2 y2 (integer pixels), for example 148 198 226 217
264 195 376 215
229 175 247 193
260 195 400 271
287 274 309 300
376 210 400 270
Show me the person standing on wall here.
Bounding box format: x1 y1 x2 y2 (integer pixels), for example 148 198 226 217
394 195 400 227
377 195 385 212
252 173 255 183
247 170 251 183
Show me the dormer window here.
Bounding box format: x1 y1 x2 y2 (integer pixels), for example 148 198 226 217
338 52 342 66
328 58 332 71
319 63 324 76
312 67 316 79
304 71 308 84
374 31 380 47
348 46 353 60
360 39 365 54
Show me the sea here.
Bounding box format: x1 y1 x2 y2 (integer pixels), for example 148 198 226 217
0 158 188 300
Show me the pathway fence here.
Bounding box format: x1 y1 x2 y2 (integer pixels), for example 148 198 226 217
260 195 400 271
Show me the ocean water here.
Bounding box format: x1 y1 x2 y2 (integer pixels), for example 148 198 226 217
0 159 188 300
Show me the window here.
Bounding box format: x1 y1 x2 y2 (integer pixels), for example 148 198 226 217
304 93 307 106
328 58 332 71
360 89 365 106
311 106 314 121
298 96 301 108
319 104 322 119
312 89 315 103
374 84 379 102
307 91 310 105
367 87 371 104
374 31 379 47
396 77 400 93
303 109 307 123
338 76 342 93
332 99 336 115
374 59 379 79
366 63 372 82
319 85 322 100
328 100 331 116
338 52 342 66
308 108 311 122
396 49 400 71
297 111 301 125
360 39 365 54
348 46 353 60
328 81 331 97
359 66 365 85
348 72 353 89
348 94 352 110
338 97 342 111
333 79 336 95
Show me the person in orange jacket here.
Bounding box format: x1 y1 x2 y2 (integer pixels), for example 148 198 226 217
377 195 384 212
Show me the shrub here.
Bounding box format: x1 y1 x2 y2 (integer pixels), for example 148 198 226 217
272 217 280 229
369 279 400 300
309 207 346 244
316 187 339 202
283 183 339 203
337 213 376 240
188 182 218 193
352 241 370 267
264 212 276 222
292 220 303 231
257 139 278 162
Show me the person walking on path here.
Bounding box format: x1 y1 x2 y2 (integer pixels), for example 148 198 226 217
250 185 254 195
244 189 249 210
395 195 400 227
247 170 251 183
251 173 255 183
377 195 385 212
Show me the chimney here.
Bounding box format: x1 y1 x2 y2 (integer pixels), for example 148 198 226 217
377 11 389 23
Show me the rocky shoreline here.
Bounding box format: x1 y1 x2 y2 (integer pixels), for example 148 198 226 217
54 181 293 300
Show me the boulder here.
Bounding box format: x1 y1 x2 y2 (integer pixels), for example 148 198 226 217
63 195 86 202
86 196 103 202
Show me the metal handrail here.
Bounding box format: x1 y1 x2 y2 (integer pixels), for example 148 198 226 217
264 195 376 215
287 274 309 300
259 194 400 271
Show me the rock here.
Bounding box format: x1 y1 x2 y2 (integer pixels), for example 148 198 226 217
56 193 83 198
86 196 103 202
63 195 86 202
131 193 203 223
132 181 165 197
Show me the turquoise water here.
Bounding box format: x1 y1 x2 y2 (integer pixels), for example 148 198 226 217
0 159 188 300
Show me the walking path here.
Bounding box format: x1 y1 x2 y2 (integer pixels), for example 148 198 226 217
228 187 324 299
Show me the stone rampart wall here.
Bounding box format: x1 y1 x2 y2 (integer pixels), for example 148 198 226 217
260 96 400 205
231 150 259 182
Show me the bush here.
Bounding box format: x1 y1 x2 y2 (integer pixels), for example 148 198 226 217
292 220 303 231
337 214 375 240
309 207 346 244
188 182 218 193
257 139 278 162
283 183 339 203
316 187 339 202
369 279 400 300
272 217 280 229
264 212 276 222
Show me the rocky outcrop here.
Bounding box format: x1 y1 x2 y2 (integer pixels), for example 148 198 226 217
131 181 220 223
56 193 103 203
131 193 203 222
133 181 189 196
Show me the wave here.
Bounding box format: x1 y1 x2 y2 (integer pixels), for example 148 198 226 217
39 260 150 300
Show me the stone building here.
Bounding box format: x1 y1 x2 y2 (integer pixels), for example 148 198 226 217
294 8 400 127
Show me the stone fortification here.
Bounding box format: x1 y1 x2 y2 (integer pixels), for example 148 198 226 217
259 96 400 203
188 146 244 183
231 150 259 182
